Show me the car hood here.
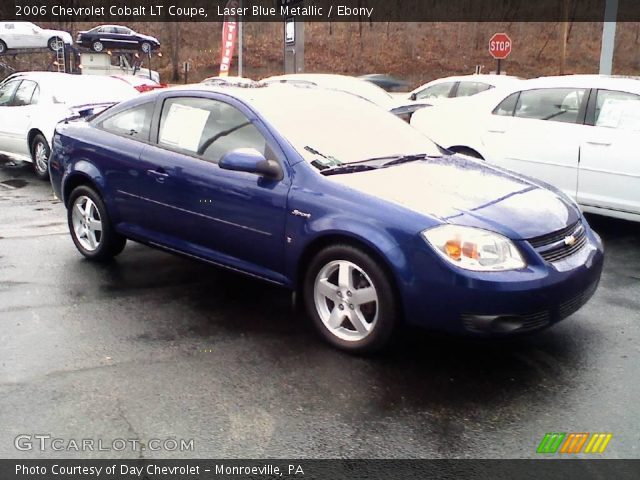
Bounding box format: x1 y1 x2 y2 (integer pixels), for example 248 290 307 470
327 156 581 239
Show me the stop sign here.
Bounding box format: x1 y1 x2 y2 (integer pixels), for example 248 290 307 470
489 33 512 60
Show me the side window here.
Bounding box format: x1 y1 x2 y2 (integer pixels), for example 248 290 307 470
0 80 20 107
158 97 266 164
492 92 519 116
11 80 37 106
514 88 586 124
5 24 15 30
415 82 455 100
99 102 154 140
594 89 640 131
115 27 131 35
456 82 492 97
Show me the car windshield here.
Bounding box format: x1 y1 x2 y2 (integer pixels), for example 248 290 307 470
253 88 440 166
54 77 139 106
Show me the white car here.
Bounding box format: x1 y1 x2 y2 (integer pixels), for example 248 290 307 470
401 74 522 105
262 73 429 121
0 22 72 54
0 72 138 179
411 74 640 222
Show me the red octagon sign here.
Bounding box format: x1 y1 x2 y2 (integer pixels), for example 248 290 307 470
489 33 512 60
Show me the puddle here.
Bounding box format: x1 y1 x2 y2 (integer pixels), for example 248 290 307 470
0 179 28 189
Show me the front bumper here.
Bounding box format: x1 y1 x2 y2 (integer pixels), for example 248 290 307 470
398 224 605 336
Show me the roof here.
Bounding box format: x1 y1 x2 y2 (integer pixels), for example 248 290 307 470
262 73 394 107
520 74 640 93
410 74 521 93
147 82 361 108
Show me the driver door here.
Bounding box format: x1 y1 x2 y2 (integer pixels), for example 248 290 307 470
0 79 21 155
137 94 291 278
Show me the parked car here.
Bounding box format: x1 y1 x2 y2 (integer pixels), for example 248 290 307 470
0 22 72 54
0 72 138 179
111 75 167 93
201 76 257 87
402 74 521 105
411 74 640 223
49 83 603 353
262 73 428 121
76 25 160 53
359 74 409 92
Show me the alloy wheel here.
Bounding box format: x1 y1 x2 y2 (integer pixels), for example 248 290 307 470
313 260 379 342
33 141 48 174
71 196 103 252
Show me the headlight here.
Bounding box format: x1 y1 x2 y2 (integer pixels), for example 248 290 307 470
422 225 526 271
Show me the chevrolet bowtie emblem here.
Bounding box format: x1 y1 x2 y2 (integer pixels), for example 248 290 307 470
564 235 576 246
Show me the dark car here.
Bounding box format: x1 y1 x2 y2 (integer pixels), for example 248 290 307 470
359 74 410 92
48 84 603 354
76 25 160 53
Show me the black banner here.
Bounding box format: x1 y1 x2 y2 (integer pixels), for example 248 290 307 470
1 459 639 480
1 0 639 22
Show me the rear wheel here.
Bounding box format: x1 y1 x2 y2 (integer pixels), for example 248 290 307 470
48 36 63 52
303 244 399 354
67 186 126 261
30 133 50 181
0 40 7 54
92 41 104 52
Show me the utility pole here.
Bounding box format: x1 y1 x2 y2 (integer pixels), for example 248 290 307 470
599 0 618 75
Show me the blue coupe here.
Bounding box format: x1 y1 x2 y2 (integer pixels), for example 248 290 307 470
49 84 604 353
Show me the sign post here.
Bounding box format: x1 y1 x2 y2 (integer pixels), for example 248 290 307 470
279 0 304 74
489 33 512 74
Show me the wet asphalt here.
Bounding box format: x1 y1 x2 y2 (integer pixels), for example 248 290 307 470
0 156 638 459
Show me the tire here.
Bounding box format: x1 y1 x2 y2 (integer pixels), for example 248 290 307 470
48 36 63 52
450 146 484 160
0 40 6 54
30 133 50 181
92 41 104 52
303 244 399 354
67 185 126 261
140 42 151 54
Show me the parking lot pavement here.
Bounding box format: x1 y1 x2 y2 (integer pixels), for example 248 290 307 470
0 157 639 459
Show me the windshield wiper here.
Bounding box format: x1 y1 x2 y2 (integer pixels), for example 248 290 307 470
380 153 431 167
320 164 380 176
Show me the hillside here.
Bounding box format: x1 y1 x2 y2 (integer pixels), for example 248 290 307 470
2 22 640 87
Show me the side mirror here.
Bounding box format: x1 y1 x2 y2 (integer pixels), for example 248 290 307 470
410 92 417 101
219 148 283 180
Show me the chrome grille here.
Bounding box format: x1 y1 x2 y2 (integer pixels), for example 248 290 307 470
527 221 587 263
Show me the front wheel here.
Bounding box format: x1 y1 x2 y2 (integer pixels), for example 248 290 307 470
67 186 126 261
92 41 104 52
140 42 151 54
303 245 399 354
0 40 7 54
31 133 50 180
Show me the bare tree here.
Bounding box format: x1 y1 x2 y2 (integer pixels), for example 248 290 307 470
170 23 181 82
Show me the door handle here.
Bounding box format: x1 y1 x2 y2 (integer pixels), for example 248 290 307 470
487 129 505 134
146 168 169 183
585 141 611 147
